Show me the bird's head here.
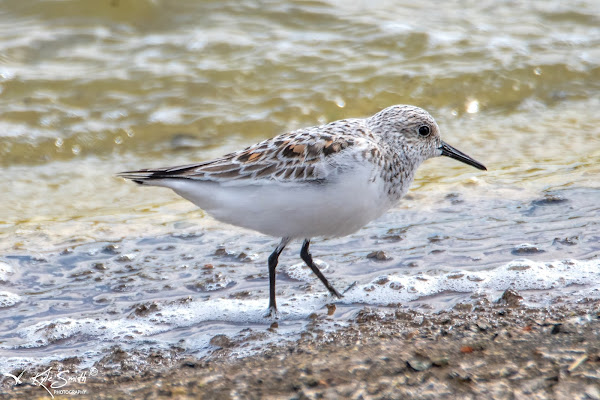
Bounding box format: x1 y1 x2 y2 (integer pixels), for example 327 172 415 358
368 104 486 170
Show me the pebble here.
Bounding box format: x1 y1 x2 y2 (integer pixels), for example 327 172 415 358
531 194 568 206
407 357 432 371
498 289 523 308
512 243 545 255
210 334 233 348
367 251 391 261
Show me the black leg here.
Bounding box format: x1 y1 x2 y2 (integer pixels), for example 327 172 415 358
267 237 290 316
300 239 343 298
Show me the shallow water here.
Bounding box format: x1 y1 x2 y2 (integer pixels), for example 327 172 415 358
1 0 599 372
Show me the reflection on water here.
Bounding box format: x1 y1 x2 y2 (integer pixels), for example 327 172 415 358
0 0 599 372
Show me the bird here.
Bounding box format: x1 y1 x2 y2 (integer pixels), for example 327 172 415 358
118 105 486 317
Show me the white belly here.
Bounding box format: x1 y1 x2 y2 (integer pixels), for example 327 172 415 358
151 168 395 239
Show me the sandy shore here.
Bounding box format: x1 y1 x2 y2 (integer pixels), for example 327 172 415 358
3 292 599 399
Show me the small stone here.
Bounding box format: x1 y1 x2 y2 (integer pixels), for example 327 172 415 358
214 246 230 256
381 227 406 242
326 304 336 315
553 236 578 246
131 302 159 317
237 251 248 261
93 262 107 271
428 234 448 243
531 194 568 206
407 357 432 371
512 243 544 255
367 251 391 261
209 334 233 348
229 290 251 299
432 357 449 367
498 289 523 308
116 254 135 262
268 322 279 332
181 358 199 368
373 276 390 285
102 244 120 254
476 321 491 331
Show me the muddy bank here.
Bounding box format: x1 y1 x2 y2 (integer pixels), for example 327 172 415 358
2 293 599 399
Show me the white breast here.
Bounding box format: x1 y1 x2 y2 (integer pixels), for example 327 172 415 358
152 163 395 239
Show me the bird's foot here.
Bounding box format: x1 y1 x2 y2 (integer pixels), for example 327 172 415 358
329 286 343 299
264 306 280 319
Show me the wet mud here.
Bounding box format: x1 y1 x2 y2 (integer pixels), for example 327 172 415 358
2 296 599 399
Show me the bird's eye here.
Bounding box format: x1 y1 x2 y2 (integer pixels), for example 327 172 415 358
418 125 430 137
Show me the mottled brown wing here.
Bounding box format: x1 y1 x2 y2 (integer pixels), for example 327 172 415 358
119 133 372 184
118 120 377 185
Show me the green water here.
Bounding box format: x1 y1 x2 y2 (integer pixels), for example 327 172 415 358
1 0 599 251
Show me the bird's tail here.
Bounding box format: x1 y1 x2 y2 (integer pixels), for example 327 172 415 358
116 170 158 185
117 163 204 184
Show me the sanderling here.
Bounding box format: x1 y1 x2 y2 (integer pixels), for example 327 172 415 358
119 105 486 316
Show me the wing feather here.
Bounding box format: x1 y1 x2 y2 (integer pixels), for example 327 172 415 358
118 119 380 185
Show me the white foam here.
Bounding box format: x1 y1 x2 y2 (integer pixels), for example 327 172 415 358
284 261 331 282
0 291 21 308
3 258 599 373
11 258 600 349
11 294 329 350
341 259 600 305
0 261 14 282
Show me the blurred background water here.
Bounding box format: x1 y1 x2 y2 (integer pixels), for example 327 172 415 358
0 0 599 372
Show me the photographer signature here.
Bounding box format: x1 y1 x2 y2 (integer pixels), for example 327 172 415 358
3 366 97 398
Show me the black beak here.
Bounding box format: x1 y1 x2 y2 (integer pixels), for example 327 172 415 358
440 141 487 171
